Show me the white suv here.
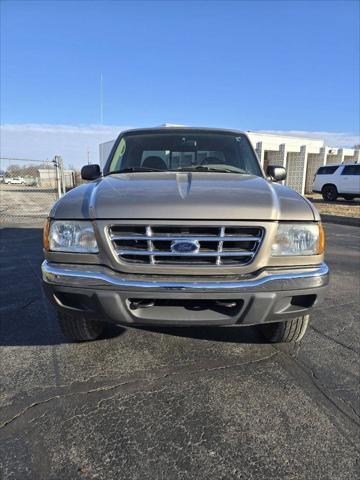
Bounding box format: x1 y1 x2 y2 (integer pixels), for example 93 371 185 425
312 164 360 201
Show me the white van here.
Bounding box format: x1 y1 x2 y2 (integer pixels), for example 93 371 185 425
312 164 360 201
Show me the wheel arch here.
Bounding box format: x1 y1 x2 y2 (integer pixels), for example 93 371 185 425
321 183 338 193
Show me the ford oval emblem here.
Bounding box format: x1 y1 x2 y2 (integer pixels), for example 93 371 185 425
171 240 200 254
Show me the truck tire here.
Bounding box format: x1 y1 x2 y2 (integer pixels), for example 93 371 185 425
57 311 104 341
260 315 310 343
343 195 354 201
322 185 338 202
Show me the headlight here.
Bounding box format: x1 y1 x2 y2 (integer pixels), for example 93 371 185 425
272 223 324 256
48 220 99 253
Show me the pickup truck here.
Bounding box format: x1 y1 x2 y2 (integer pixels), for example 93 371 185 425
42 127 329 343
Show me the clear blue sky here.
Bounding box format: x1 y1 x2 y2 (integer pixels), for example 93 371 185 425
1 0 359 133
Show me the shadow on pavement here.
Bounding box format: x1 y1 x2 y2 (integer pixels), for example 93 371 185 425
0 226 265 347
135 324 267 344
307 195 360 206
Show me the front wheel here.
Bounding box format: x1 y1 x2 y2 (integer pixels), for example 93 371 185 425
260 315 310 343
57 311 104 341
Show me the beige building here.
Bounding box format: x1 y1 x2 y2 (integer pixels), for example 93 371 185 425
247 132 359 195
38 168 76 188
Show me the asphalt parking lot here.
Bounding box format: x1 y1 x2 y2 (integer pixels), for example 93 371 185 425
0 223 359 480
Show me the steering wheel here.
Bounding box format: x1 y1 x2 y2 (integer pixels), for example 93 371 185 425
200 156 224 165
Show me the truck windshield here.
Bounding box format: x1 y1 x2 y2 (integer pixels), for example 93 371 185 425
106 132 263 177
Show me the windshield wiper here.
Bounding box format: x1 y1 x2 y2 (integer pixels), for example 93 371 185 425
110 167 164 174
110 166 246 175
176 165 244 174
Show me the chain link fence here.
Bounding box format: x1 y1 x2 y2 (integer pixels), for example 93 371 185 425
0 157 73 225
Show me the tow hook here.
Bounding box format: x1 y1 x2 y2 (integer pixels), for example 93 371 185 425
129 299 155 310
215 300 238 308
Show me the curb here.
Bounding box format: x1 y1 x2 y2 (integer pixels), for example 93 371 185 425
321 214 360 227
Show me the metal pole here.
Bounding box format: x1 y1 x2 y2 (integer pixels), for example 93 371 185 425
59 157 66 195
53 156 62 199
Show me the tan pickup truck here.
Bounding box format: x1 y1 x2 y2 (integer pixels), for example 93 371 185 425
42 127 328 342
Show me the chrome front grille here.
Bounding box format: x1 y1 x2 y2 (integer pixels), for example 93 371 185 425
107 224 264 267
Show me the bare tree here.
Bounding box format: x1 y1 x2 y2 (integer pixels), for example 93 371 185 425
6 164 41 177
6 164 21 176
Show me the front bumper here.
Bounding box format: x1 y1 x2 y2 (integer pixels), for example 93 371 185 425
42 261 329 326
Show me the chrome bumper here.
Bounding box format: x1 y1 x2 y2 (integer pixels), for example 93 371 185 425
42 260 329 293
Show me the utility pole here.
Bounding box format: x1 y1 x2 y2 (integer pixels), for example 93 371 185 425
99 73 104 166
100 73 103 125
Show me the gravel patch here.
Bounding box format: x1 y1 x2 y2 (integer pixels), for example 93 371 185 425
307 194 360 218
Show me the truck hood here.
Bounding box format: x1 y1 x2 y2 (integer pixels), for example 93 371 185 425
51 172 317 221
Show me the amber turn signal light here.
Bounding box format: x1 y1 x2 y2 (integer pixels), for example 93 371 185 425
43 218 51 251
318 223 325 255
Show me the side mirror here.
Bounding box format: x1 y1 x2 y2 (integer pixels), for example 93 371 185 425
81 164 101 181
266 165 286 182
